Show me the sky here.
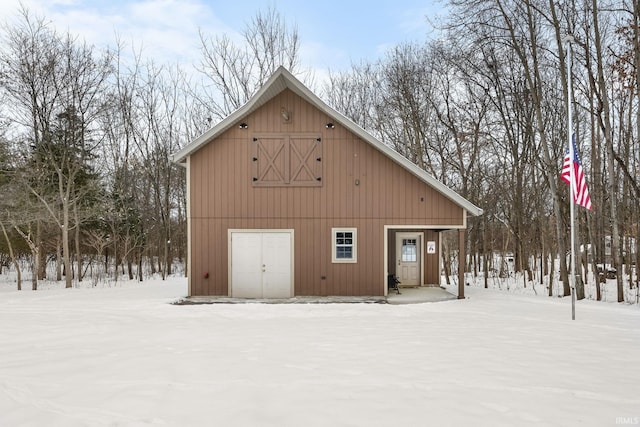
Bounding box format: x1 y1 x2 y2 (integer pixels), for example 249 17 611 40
1 0 447 78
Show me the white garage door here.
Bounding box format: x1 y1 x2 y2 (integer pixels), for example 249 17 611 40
230 231 293 298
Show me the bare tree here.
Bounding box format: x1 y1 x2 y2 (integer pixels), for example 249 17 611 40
584 0 623 301
196 6 303 121
324 61 382 133
1 8 111 288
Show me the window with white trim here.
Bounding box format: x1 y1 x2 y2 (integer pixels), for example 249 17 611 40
332 228 357 263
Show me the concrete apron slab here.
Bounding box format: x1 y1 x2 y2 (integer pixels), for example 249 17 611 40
173 286 457 305
173 296 386 305
386 286 458 305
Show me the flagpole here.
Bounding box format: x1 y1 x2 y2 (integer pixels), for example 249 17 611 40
564 34 576 320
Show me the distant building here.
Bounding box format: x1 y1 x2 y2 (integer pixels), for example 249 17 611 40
582 236 637 264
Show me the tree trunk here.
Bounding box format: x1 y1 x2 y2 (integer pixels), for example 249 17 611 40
56 234 62 281
37 220 45 281
575 224 585 300
636 1 640 299
576 274 585 300
549 253 555 297
591 0 623 302
31 247 38 291
164 238 170 278
75 203 82 282
1 221 21 291
442 237 451 285
482 218 489 289
112 239 118 283
62 204 72 289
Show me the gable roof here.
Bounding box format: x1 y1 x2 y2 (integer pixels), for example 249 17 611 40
171 66 483 217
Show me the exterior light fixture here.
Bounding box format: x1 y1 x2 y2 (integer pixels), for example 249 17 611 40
280 107 290 121
239 122 248 129
325 123 335 129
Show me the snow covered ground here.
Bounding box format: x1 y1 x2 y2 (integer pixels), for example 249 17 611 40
1 276 639 426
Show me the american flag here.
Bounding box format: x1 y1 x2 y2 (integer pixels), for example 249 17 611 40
561 135 592 210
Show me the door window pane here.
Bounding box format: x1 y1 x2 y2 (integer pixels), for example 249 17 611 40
401 239 417 262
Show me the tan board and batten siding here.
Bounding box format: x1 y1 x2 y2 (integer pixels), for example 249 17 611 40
188 87 465 297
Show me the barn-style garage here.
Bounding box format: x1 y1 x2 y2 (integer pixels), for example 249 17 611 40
171 67 482 299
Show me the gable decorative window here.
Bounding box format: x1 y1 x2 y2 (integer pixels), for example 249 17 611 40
332 228 357 263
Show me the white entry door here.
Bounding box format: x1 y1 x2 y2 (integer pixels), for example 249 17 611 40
230 231 292 298
396 232 422 287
